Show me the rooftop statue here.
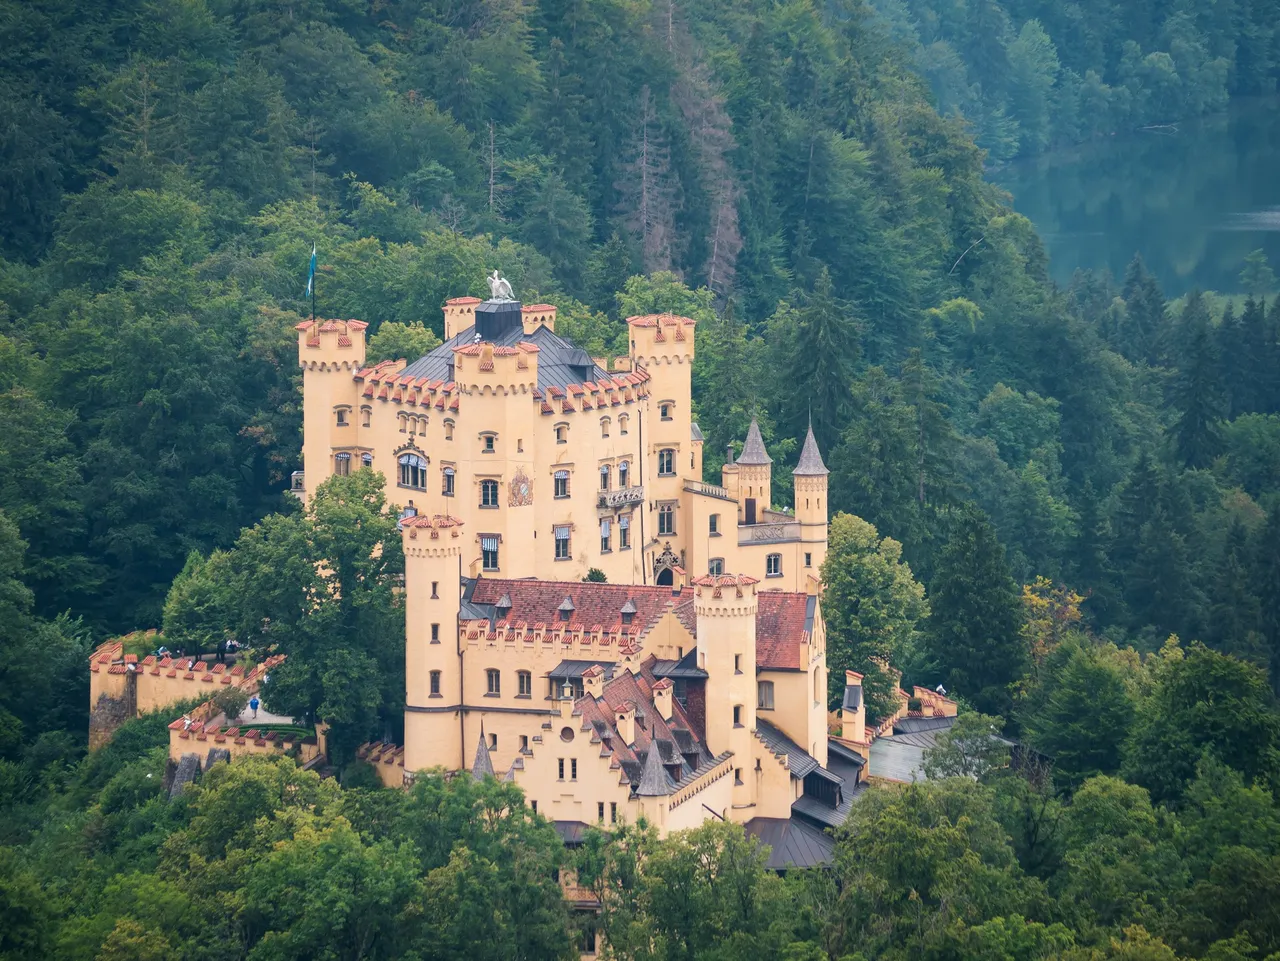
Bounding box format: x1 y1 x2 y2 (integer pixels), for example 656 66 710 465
487 270 515 301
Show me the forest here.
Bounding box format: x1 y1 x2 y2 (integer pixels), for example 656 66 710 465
1 0 1280 958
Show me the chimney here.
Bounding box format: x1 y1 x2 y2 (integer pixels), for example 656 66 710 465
841 670 866 743
615 701 637 746
652 679 674 721
583 664 605 699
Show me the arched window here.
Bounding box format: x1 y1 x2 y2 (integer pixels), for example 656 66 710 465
334 452 352 476
658 449 675 476
659 401 674 421
430 671 441 696
398 413 408 433
618 514 631 550
335 406 349 427
618 461 629 489
398 454 427 489
554 470 570 498
709 513 720 535
599 464 611 491
480 479 499 508
486 669 500 695
555 423 568 444
361 453 373 469
442 466 455 497
766 553 781 577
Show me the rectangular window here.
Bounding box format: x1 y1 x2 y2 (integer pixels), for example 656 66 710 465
555 526 571 560
734 654 741 674
709 558 724 575
430 670 441 696
735 767 743 785
558 758 565 780
571 758 578 780
660 403 671 420
600 518 611 553
334 452 351 476
518 671 532 697
486 669 500 695
709 513 719 535
431 623 440 643
766 553 781 577
483 434 496 452
481 536 500 572
531 800 537 814
610 801 617 823
554 471 569 498
600 465 610 491
335 408 348 426
481 479 499 507
733 705 742 727
658 504 674 535
520 735 528 752
598 801 605 821
619 515 630 550
442 467 455 497
804 552 812 568
658 449 674 476
618 462 629 488
758 680 775 710
431 581 439 598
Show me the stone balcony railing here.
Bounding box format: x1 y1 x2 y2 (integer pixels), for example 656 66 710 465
738 520 801 546
683 480 735 501
598 486 644 508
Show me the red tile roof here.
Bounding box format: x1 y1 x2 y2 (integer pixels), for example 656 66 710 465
470 579 690 639
756 592 812 671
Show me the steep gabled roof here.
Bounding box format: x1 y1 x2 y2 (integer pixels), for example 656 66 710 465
469 579 692 640
755 593 815 671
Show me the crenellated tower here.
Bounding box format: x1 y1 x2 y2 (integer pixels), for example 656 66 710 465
694 572 759 819
401 514 465 776
296 318 369 505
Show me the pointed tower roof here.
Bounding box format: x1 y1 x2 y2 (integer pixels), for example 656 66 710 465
736 417 772 465
793 422 829 476
471 729 495 781
635 741 672 796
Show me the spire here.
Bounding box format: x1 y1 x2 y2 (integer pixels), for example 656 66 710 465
635 740 672 796
472 727 495 781
736 417 772 465
793 421 829 476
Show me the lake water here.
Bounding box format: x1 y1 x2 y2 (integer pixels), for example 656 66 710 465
993 97 1280 296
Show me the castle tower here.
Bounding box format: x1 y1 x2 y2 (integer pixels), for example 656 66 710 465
443 297 482 339
627 313 697 584
296 318 368 505
401 514 465 776
694 573 759 820
793 421 830 582
735 418 772 525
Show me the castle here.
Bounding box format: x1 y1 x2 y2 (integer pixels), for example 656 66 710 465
87 284 961 877
293 297 829 591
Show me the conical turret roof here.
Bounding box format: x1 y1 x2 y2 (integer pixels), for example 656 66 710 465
736 417 772 466
793 422 829 476
471 729 495 781
634 741 673 796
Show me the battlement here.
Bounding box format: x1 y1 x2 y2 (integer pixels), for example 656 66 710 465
627 313 696 363
452 341 540 394
521 303 557 334
460 617 648 658
296 318 368 370
535 368 650 417
167 697 319 766
355 361 460 413
443 297 483 339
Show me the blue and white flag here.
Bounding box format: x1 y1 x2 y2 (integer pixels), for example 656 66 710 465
306 243 317 297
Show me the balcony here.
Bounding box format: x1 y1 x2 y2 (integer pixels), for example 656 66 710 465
684 480 734 501
598 486 644 509
289 471 305 498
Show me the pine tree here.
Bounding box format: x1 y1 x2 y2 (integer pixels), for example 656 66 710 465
924 505 1027 717
1217 300 1248 417
1120 253 1166 365
1169 291 1224 468
1069 480 1121 624
1210 521 1263 665
1127 507 1202 640
1256 506 1280 694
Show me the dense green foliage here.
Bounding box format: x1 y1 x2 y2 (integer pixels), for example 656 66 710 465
870 0 1280 161
1 0 1280 957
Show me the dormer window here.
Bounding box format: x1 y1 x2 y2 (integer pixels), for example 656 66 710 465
558 596 575 621
620 599 637 626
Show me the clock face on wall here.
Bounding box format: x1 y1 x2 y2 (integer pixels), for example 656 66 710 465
509 467 533 507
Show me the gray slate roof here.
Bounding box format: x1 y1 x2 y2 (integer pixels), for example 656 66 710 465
842 683 862 712
635 740 674 796
736 417 772 465
756 718 820 779
793 423 829 476
744 816 835 869
471 732 495 780
691 422 705 442
400 314 610 391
